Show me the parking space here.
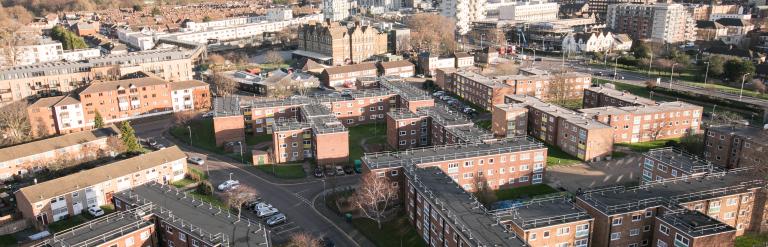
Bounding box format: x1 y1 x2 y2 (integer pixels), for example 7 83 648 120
430 90 479 117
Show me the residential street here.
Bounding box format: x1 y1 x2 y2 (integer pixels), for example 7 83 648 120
131 117 363 246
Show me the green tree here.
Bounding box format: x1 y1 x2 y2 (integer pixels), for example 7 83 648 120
50 26 87 50
202 16 212 22
132 4 143 12
632 41 652 59
118 121 142 153
93 111 104 128
704 55 726 78
723 59 755 82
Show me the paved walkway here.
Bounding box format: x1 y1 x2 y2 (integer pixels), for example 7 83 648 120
546 154 643 192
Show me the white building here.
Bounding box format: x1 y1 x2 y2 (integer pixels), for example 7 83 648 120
323 0 352 21
267 8 294 21
0 38 63 67
709 13 751 21
62 48 101 62
561 31 633 53
498 0 559 22
359 0 401 12
607 3 696 44
441 0 486 34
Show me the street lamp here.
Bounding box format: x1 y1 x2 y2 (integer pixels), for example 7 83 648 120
229 172 233 181
669 63 678 90
613 56 619 80
739 73 751 99
236 141 244 163
187 125 192 146
704 61 710 86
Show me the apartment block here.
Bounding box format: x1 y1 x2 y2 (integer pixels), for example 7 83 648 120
0 46 203 105
440 0 487 34
492 103 529 138
377 60 415 78
387 103 494 150
492 195 593 247
0 126 119 180
271 104 349 165
438 70 592 111
212 97 246 147
404 166 528 247
364 137 548 191
579 102 703 143
0 38 63 67
28 75 210 136
585 0 654 20
417 52 476 77
320 62 378 88
575 170 765 247
653 209 736 247
31 206 157 247
15 147 187 227
387 109 430 150
113 183 271 247
583 85 657 108
703 125 768 169
606 3 696 43
296 21 388 66
641 147 719 183
498 0 559 22
506 95 614 162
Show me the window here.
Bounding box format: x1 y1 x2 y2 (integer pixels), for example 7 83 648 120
575 239 588 247
391 170 399 176
125 237 135 246
610 232 621 241
632 215 641 221
140 231 150 240
659 224 669 235
519 176 529 182
724 212 736 219
657 240 668 247
645 211 653 218
555 243 568 247
629 228 639 236
612 217 623 226
629 244 638 247
557 227 570 236
543 231 550 238
530 233 536 240
709 201 721 214
727 198 738 206
575 224 589 238
644 225 651 232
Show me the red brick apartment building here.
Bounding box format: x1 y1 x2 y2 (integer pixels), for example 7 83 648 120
491 195 594 247
579 102 703 143
363 137 548 192
404 166 529 247
212 97 246 146
319 62 378 88
434 69 592 111
641 147 719 183
15 147 187 227
271 104 349 165
583 85 657 108
505 95 614 162
377 60 415 78
110 183 271 247
28 75 210 136
31 205 157 247
0 126 119 180
386 104 494 150
653 210 736 247
703 125 767 169
492 103 529 137
575 170 766 247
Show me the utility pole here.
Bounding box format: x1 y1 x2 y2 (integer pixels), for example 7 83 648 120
739 73 750 99
704 61 710 86
669 63 677 90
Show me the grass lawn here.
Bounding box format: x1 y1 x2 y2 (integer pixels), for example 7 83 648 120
683 81 768 100
348 123 388 163
0 234 16 246
171 119 250 163
253 163 306 179
736 233 768 247
495 184 559 201
189 191 226 208
246 134 272 145
612 151 628 159
100 204 116 214
615 138 679 153
47 215 88 233
475 119 492 130
352 213 426 247
171 178 197 188
546 144 582 166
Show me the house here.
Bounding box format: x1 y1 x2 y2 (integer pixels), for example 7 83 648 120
377 60 415 77
562 32 628 53
320 62 378 88
696 21 728 41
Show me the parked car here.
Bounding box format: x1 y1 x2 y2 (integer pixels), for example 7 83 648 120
187 157 205 165
446 99 458 105
87 206 105 217
335 166 345 176
253 202 273 212
244 198 263 210
313 168 324 178
321 237 335 247
217 180 240 191
266 213 287 226
147 139 158 146
325 168 335 176
256 207 279 218
439 95 451 101
202 111 215 118
432 91 445 97
152 143 166 150
343 166 354 174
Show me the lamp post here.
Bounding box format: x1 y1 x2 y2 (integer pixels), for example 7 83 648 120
236 141 244 163
229 172 233 181
739 73 750 99
669 63 677 90
704 61 710 86
613 56 619 80
187 125 192 146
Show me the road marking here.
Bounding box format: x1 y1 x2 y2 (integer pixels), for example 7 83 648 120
275 226 301 235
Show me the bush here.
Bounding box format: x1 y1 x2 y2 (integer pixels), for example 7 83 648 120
617 55 639 67
187 167 207 182
196 181 213 196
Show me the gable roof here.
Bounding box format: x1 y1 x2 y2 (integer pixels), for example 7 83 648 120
0 126 120 164
379 60 414 69
80 77 169 94
170 80 208 90
323 62 377 75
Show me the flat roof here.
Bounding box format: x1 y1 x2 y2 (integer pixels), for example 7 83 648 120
708 125 768 144
408 167 527 247
418 104 473 127
493 195 592 230
0 126 120 163
658 210 736 237
578 169 765 215
213 97 242 117
114 183 270 246
35 205 154 247
585 86 656 106
380 77 432 101
643 147 718 175
363 136 544 169
506 95 612 130
80 76 168 94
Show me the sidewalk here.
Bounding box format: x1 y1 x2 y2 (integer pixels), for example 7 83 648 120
312 190 376 247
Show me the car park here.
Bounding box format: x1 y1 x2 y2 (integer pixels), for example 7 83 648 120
325 168 335 176
87 206 105 217
343 166 353 174
314 168 324 178
266 213 286 226
335 166 345 176
256 207 279 218
202 111 215 118
187 157 205 165
217 180 240 191
253 202 273 211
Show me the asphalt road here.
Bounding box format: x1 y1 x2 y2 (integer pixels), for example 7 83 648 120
132 117 362 246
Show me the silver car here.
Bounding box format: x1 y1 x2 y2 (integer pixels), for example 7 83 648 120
266 213 286 226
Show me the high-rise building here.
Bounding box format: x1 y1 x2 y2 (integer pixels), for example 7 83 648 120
440 0 487 34
586 0 654 21
498 0 559 22
606 3 696 43
322 0 351 21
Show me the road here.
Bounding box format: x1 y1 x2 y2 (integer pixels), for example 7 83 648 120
132 117 362 246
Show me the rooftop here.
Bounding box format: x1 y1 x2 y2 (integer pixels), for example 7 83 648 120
492 195 592 230
170 80 209 90
213 97 242 117
323 62 377 75
657 210 736 237
643 147 718 175
80 76 169 94
34 205 154 247
363 136 544 170
578 169 764 215
16 146 187 203
417 104 473 127
380 77 432 101
585 86 656 106
707 125 768 144
114 183 270 247
407 167 527 247
506 95 612 130
0 126 120 164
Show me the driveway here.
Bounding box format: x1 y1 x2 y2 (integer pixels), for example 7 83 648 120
546 154 643 192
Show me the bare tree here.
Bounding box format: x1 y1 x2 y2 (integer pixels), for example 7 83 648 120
207 54 226 65
752 79 766 94
286 232 321 247
351 172 398 229
645 80 657 89
106 135 127 155
406 14 457 56
0 101 31 146
210 72 238 96
264 50 285 65
472 175 497 206
226 186 257 220
172 111 196 126
546 73 572 106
